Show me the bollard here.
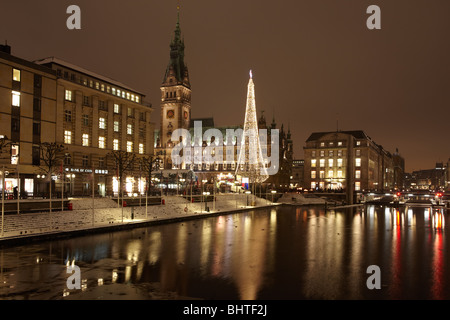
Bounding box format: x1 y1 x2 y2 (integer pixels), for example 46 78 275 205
131 207 134 220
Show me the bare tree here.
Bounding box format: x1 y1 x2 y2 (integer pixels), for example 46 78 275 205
108 150 136 207
39 142 65 213
139 155 158 196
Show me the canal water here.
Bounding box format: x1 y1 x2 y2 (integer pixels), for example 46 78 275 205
0 204 449 300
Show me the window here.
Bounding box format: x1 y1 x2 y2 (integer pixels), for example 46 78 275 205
13 69 21 82
89 80 93 88
337 158 343 167
311 182 316 190
139 143 144 155
311 159 316 168
65 110 72 122
32 146 40 166
126 92 130 100
101 84 105 92
355 149 361 156
328 170 333 178
319 171 325 179
82 134 89 147
12 91 20 107
140 112 145 121
329 150 334 157
355 158 361 167
127 124 133 135
112 88 116 95
311 151 316 157
337 150 343 157
356 141 361 146
83 96 90 106
127 141 133 153
64 131 72 144
98 157 105 168
114 121 120 132
82 114 89 126
113 139 119 151
320 142 325 147
355 181 361 191
127 108 133 117
95 82 100 90
99 137 105 149
114 104 120 114
311 171 316 179
328 159 334 167
320 150 325 157
65 90 72 101
64 153 72 166
338 141 342 146
355 170 361 179
82 155 89 167
139 127 145 138
11 144 19 165
337 170 343 178
319 159 325 167
99 118 106 129
117 89 121 97
135 96 140 103
329 142 334 146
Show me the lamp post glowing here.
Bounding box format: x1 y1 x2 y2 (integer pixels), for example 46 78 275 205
271 190 276 204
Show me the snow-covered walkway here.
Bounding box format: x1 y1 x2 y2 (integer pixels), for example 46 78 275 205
0 193 277 241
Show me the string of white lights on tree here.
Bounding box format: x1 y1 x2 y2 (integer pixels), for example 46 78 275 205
235 70 269 184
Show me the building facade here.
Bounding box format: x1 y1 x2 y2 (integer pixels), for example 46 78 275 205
0 44 155 199
0 45 58 197
303 131 398 192
34 57 155 197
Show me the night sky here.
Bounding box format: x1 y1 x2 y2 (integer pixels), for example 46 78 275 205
1 0 449 173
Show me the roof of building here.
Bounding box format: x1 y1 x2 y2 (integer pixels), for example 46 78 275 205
0 50 56 76
33 56 146 96
190 118 215 128
306 130 370 142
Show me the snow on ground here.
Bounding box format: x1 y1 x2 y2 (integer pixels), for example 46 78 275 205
0 194 277 240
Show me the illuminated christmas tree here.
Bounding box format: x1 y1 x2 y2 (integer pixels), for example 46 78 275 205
235 70 269 184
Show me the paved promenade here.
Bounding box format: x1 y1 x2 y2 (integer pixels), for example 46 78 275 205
0 193 279 245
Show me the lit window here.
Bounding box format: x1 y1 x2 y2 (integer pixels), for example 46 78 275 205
112 88 116 95
355 158 361 167
355 181 361 191
328 159 334 167
338 141 342 146
101 84 105 92
320 150 325 157
311 171 316 179
355 149 361 156
126 92 130 100
114 121 119 132
117 89 121 97
319 171 325 179
127 124 133 135
64 130 72 144
13 69 21 82
131 94 135 102
356 141 361 146
337 158 343 167
11 144 19 165
139 143 144 154
311 151 316 157
99 136 105 149
127 141 133 153
12 91 20 107
135 96 140 103
122 91 125 98
114 103 120 114
337 170 343 178
319 159 325 167
99 118 106 129
128 108 133 117
320 142 325 147
355 170 361 179
311 182 316 189
328 170 333 178
113 139 119 151
107 86 111 93
95 82 100 90
311 159 316 168
82 134 89 147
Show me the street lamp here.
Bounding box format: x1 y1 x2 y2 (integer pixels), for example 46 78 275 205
271 190 276 204
246 190 251 206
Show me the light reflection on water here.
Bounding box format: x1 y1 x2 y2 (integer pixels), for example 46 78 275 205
0 205 449 300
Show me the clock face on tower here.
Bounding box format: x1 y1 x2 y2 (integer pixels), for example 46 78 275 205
167 110 175 119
